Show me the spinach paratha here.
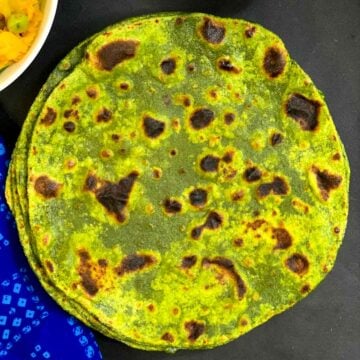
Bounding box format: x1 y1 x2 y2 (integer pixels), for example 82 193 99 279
6 13 349 352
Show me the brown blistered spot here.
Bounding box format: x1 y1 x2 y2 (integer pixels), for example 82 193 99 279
245 26 256 38
292 199 309 214
244 167 262 182
115 253 156 276
173 308 179 315
34 176 60 198
120 82 129 90
143 116 165 138
231 190 245 201
163 198 182 214
111 134 120 141
79 274 98 296
189 188 208 207
187 63 195 72
78 249 90 262
86 88 98 99
98 259 108 267
204 211 222 229
263 46 286 78
183 97 191 107
170 149 177 156
175 17 184 25
97 108 112 123
64 109 73 118
232 190 244 201
200 155 220 172
147 304 155 312
313 167 342 200
77 250 99 296
95 171 139 222
271 133 283 146
84 175 97 191
240 319 248 326
217 58 240 74
161 332 174 342
248 219 265 230
191 226 203 240
45 260 54 273
152 168 162 179
202 257 246 299
71 283 77 290
286 94 321 131
63 121 76 133
301 284 311 294
286 254 309 275
101 150 112 158
161 58 176 75
272 177 289 195
185 321 205 342
97 40 138 71
224 113 235 125
234 238 243 247
181 255 197 269
190 108 214 130
40 107 57 126
172 119 180 130
222 151 234 163
334 227 340 234
333 153 341 161
257 176 289 198
200 17 225 44
224 168 237 180
273 228 292 249
72 96 81 105
209 90 217 99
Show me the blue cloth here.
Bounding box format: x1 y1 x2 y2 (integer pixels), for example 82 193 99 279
0 137 103 360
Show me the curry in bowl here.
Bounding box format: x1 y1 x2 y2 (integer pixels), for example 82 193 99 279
0 0 43 71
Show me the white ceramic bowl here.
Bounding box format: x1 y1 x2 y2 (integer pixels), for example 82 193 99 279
0 0 58 92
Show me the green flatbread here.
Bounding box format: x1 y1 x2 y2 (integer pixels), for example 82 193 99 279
6 13 349 352
5 38 126 341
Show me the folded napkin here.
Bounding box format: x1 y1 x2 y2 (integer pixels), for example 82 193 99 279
0 136 103 359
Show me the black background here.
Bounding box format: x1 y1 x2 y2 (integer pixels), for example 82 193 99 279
0 1 359 359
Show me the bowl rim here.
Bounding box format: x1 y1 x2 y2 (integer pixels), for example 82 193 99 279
0 0 58 92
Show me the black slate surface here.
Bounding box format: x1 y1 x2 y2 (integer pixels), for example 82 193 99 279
0 1 359 359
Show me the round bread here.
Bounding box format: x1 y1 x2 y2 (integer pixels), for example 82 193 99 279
7 13 349 352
